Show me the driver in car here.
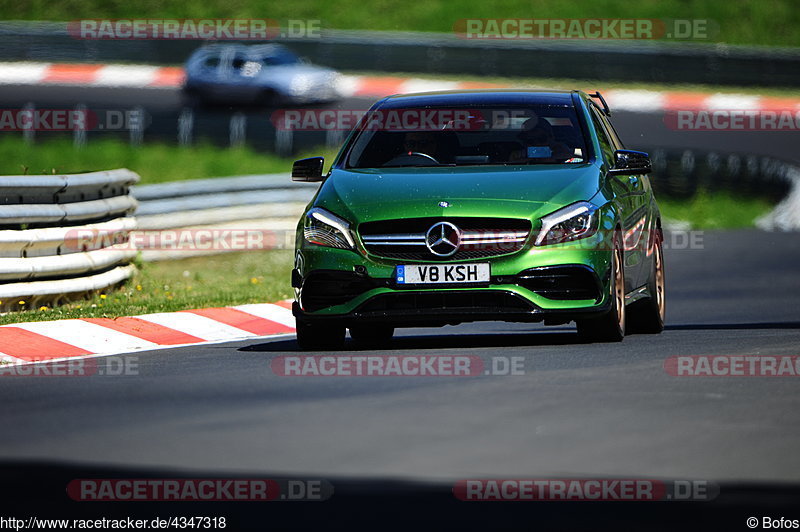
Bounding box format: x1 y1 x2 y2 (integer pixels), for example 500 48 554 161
510 117 575 163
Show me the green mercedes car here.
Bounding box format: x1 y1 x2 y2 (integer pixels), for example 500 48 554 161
290 90 665 349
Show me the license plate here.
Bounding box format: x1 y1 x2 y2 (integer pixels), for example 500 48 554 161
396 263 490 285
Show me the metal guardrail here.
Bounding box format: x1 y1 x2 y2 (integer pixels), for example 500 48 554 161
0 169 139 311
1 23 800 87
646 148 793 202
132 174 315 260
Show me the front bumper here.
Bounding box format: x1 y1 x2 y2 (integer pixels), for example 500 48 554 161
293 233 614 328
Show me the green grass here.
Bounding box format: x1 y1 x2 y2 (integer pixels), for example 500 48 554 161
6 0 800 47
657 189 774 229
0 136 338 184
0 250 294 324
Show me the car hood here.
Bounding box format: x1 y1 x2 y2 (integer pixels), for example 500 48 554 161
315 164 602 223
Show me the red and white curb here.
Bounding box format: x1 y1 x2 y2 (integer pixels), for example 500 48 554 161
1 61 798 114
0 300 295 366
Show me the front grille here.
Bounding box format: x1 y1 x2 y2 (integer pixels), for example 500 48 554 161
359 217 531 261
516 266 602 301
356 290 535 314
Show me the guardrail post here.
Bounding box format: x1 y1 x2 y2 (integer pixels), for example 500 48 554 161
129 106 144 146
73 103 87 148
229 112 247 148
178 107 194 146
275 128 293 157
22 102 35 145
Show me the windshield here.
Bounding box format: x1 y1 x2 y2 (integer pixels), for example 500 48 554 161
345 104 587 168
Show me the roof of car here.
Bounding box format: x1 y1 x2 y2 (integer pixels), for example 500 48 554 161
377 90 580 109
191 43 294 56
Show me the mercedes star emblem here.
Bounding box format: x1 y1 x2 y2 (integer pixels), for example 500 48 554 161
426 221 461 257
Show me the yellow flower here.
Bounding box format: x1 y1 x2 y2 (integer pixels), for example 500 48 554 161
135 284 142 291
250 277 260 284
100 294 107 300
39 306 48 311
17 300 25 305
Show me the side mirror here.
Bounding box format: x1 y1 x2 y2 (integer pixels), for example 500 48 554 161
607 150 651 176
292 157 325 182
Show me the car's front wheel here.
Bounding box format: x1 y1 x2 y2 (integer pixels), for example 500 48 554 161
576 232 626 343
349 324 395 348
295 320 346 351
627 227 666 334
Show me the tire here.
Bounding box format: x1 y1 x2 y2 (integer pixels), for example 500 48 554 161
576 232 626 343
295 320 346 351
349 324 395 348
627 227 666 334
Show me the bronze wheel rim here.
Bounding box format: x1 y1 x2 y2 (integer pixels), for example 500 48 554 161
654 238 665 320
614 245 625 332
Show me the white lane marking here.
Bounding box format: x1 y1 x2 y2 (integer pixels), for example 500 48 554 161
12 319 157 353
704 93 762 110
232 303 296 329
135 312 256 341
399 78 461 94
0 62 50 85
0 333 296 367
94 65 159 87
604 90 667 113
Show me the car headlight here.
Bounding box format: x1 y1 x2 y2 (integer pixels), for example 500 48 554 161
303 207 356 250
535 202 599 246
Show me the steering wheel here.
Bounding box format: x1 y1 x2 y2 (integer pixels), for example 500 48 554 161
384 152 440 166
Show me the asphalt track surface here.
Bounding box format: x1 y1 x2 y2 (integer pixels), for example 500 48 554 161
0 230 799 528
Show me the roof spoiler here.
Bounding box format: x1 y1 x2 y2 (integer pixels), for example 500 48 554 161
588 91 611 117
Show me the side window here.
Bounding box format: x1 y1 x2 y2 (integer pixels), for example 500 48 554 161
589 107 614 165
598 112 625 149
201 56 220 70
